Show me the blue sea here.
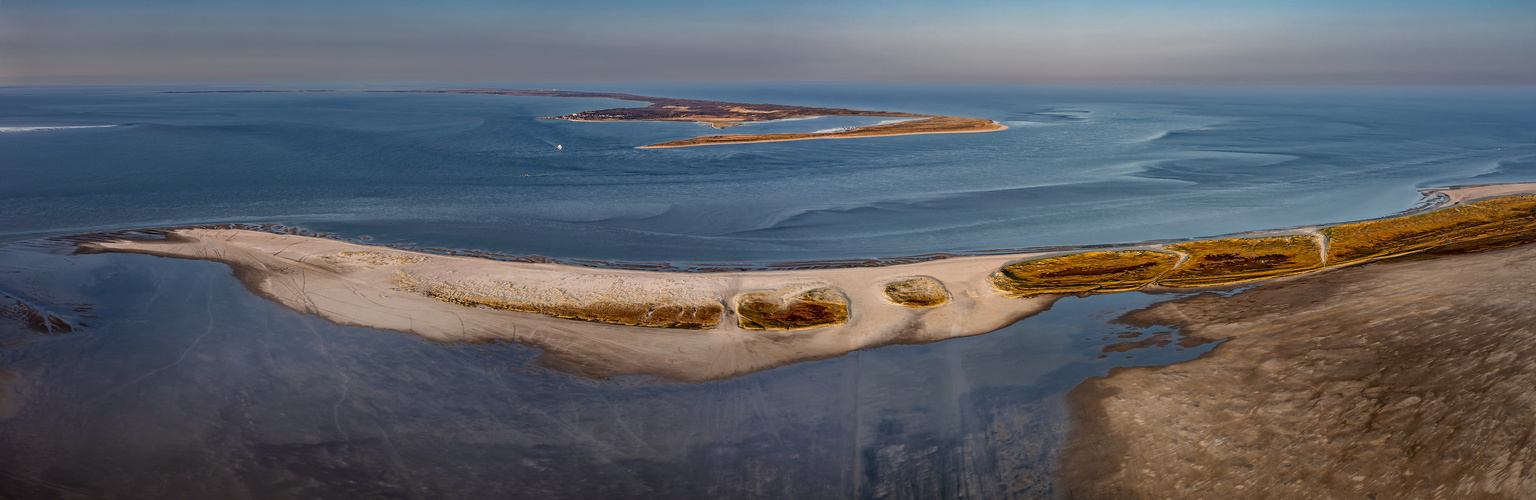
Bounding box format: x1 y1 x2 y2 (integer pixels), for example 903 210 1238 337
2 83 1534 498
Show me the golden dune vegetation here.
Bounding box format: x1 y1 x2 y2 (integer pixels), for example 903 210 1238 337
881 276 951 307
1159 235 1324 287
735 285 852 330
990 195 1536 297
1323 195 1536 264
990 250 1180 297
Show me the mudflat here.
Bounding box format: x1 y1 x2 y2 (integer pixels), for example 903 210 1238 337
1061 243 1536 499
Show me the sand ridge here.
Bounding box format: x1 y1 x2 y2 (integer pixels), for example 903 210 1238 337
81 229 1056 382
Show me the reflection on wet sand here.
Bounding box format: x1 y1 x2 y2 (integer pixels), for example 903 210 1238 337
0 370 14 420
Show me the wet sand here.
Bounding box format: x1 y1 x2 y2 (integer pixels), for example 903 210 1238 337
1062 243 1536 499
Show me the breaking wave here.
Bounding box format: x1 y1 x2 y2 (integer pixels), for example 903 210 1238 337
0 125 118 133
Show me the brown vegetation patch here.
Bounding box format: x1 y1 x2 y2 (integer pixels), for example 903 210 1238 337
881 276 950 307
397 274 723 329
990 250 1179 297
1159 234 1323 287
736 285 851 330
321 251 428 267
1323 195 1536 264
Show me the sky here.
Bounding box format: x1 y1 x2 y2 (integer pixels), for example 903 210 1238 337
3 0 1534 85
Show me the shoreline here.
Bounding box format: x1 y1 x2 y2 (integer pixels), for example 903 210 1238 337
75 181 1527 273
69 182 1536 382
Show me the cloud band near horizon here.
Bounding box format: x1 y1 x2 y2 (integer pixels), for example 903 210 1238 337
3 0 1534 84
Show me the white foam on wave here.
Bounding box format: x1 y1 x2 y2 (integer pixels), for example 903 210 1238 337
0 125 118 133
811 118 922 133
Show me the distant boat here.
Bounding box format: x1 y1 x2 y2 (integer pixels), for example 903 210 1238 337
557 144 563 150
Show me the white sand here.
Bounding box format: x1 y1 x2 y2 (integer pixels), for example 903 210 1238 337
1425 182 1536 205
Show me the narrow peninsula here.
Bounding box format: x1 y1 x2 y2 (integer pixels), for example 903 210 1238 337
77 183 1536 383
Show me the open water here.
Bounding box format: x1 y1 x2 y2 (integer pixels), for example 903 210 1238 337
1 83 1534 498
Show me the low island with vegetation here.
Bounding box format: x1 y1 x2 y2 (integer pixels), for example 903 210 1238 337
165 88 1008 148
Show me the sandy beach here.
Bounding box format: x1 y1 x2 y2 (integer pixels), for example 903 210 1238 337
81 229 1058 382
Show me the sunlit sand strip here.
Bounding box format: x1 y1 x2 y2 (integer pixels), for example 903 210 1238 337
81 230 1055 382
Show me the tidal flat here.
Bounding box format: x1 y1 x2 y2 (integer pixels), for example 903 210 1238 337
1063 242 1536 499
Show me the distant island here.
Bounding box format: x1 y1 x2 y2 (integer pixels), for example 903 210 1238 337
162 88 1008 148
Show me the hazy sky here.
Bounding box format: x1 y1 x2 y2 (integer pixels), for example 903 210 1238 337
3 0 1534 84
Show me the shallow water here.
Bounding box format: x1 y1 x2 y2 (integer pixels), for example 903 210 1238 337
4 84 1534 263
2 83 1534 497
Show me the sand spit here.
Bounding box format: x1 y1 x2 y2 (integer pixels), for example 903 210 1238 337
76 183 1536 381
80 229 1056 382
1062 242 1536 499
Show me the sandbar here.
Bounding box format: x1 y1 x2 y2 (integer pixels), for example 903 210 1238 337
80 229 1057 382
